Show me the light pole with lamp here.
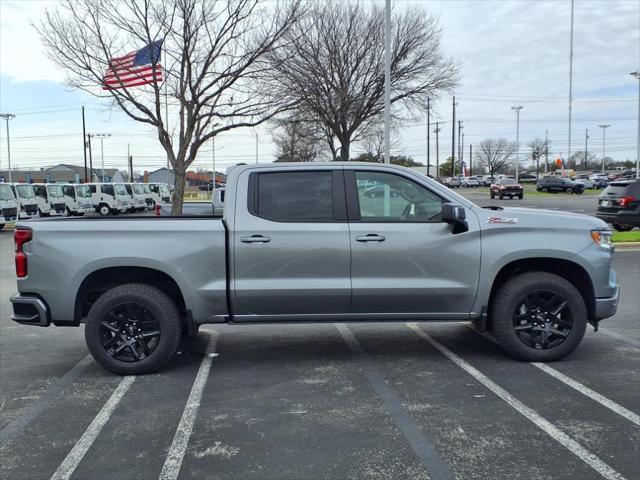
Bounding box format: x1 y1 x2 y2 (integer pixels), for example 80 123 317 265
0 113 15 182
211 123 221 196
631 71 639 179
92 133 111 182
598 124 610 173
511 106 523 182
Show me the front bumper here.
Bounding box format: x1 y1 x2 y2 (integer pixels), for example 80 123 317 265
594 268 619 321
10 294 50 327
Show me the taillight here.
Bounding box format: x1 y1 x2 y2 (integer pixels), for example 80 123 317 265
619 195 636 207
14 227 32 278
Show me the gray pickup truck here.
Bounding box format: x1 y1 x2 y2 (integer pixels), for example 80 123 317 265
10 163 619 374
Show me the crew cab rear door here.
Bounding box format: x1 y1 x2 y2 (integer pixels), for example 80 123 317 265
345 168 481 317
231 167 351 319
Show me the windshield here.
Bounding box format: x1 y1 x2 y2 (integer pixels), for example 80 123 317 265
15 185 36 199
114 184 127 195
143 184 151 194
160 184 170 194
47 185 63 198
76 185 91 198
500 179 516 185
0 184 14 201
133 184 144 194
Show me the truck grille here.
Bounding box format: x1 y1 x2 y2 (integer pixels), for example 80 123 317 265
24 204 37 213
145 198 153 206
2 207 17 219
53 203 65 213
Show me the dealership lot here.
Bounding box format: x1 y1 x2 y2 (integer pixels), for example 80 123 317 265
0 228 638 480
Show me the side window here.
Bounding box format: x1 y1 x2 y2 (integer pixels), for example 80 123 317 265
354 171 443 222
102 185 114 196
89 185 96 194
254 171 333 222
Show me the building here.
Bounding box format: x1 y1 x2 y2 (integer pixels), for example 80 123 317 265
0 164 126 183
145 168 226 187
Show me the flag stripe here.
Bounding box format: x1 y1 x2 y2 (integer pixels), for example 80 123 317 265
102 77 163 90
102 43 163 89
104 65 162 80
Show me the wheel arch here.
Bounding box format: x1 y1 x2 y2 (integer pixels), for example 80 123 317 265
74 266 188 325
487 257 596 324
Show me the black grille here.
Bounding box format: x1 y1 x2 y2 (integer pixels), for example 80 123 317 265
2 207 17 217
145 198 153 205
53 203 65 212
25 204 37 213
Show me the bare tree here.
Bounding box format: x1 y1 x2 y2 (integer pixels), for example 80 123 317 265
358 121 400 162
265 2 457 161
528 137 547 177
272 116 326 162
476 138 517 180
39 0 302 213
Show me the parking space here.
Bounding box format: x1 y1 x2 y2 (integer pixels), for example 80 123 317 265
0 230 638 480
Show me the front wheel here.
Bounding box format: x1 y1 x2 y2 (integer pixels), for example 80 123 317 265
518 194 523 200
612 223 634 232
490 272 587 362
84 283 182 375
490 192 495 199
566 188 573 194
98 204 110 216
541 188 548 193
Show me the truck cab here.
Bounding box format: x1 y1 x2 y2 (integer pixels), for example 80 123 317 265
61 184 93 216
32 183 65 216
0 182 18 229
87 183 122 216
10 183 38 220
142 183 154 209
113 183 133 213
125 183 147 212
148 183 171 205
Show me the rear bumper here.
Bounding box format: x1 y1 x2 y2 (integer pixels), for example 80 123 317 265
10 294 50 327
596 211 640 226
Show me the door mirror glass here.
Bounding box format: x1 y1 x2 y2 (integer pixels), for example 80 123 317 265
441 203 468 234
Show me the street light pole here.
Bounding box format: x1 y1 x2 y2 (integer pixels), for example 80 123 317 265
92 133 111 182
0 113 15 182
632 71 640 179
567 0 575 160
255 130 259 164
383 0 391 165
598 124 610 173
584 129 589 170
434 122 440 179
511 106 523 182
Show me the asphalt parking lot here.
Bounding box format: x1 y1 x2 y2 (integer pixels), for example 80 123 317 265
0 228 638 479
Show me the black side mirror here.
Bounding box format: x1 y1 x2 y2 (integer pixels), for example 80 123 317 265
441 203 468 234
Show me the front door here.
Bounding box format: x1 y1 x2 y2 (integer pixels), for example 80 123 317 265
233 169 351 319
346 169 481 317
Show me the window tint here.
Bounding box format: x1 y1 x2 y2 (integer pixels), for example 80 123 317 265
354 171 443 222
89 185 96 193
256 171 333 222
102 185 114 196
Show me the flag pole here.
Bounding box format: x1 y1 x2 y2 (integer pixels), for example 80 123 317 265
164 40 170 186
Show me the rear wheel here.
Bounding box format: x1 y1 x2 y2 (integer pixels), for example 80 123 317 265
490 192 495 199
518 194 523 199
612 223 634 232
541 188 548 193
498 193 504 199
98 204 110 216
84 283 182 375
566 187 573 194
490 272 587 362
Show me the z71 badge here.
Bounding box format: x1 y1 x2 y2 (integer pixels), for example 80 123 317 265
487 217 519 224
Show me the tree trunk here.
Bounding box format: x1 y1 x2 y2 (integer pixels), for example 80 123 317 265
339 139 350 161
171 162 187 215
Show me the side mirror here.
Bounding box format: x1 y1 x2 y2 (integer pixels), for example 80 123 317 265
441 203 468 234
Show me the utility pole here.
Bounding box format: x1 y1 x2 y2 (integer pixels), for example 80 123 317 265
460 128 465 178
426 97 431 177
451 96 456 177
128 143 133 180
511 106 523 182
255 130 259 164
434 122 440 179
632 71 640 179
584 129 589 170
92 133 111 182
0 113 15 182
598 124 610 173
544 132 550 174
82 106 88 182
469 144 473 176
568 0 575 160
384 0 391 164
87 134 94 181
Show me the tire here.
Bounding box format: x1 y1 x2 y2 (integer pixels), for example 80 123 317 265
490 192 495 199
518 195 523 200
612 223 633 232
541 188 548 193
490 272 587 362
0 223 4 231
84 283 182 375
566 188 573 194
498 194 504 199
98 204 110 216
65 207 72 217
38 209 49 217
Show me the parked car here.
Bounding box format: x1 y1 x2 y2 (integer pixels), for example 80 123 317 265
0 182 18 229
10 163 618 374
490 178 523 199
32 183 66 216
536 176 585 194
443 177 461 188
11 183 38 220
575 178 594 190
596 180 640 231
61 184 93 216
518 174 538 183
148 182 172 205
363 185 401 197
461 176 480 188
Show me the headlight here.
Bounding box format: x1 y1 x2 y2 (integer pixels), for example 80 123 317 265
591 229 613 250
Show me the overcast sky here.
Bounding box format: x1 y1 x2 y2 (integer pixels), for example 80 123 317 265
0 0 638 175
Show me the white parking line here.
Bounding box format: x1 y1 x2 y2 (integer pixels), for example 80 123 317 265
407 323 626 480
50 375 136 480
531 362 640 426
600 328 640 348
468 325 640 426
159 331 219 480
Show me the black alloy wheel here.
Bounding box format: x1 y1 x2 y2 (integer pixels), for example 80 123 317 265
99 302 161 362
512 290 572 350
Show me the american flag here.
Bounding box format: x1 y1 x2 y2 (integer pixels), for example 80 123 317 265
102 40 163 90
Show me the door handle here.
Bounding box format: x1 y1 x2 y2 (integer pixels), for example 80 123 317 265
355 234 386 242
241 235 271 244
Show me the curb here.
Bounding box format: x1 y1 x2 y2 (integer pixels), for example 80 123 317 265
614 242 640 252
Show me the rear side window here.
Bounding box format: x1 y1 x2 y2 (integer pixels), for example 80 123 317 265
254 171 333 222
102 185 115 196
